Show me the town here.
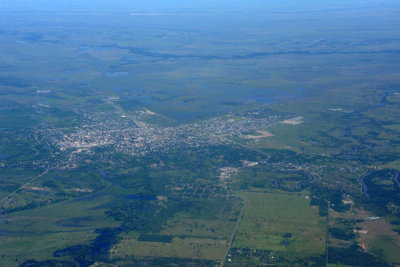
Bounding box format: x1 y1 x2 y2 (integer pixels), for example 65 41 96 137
35 107 287 168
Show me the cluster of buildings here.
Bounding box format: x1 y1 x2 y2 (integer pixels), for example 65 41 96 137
35 108 283 167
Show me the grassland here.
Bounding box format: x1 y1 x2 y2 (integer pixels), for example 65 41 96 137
108 200 241 263
111 233 226 261
352 209 400 265
160 218 235 239
0 191 119 266
232 192 326 255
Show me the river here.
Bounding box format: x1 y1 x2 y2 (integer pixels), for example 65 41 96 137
359 170 400 198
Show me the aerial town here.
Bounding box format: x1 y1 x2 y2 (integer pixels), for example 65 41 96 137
35 107 287 168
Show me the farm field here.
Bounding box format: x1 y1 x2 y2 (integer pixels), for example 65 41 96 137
111 234 226 261
223 191 327 266
0 192 119 266
232 192 325 255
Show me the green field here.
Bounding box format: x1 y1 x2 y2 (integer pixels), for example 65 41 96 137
0 192 119 266
111 233 226 261
160 218 235 239
369 235 400 264
108 198 241 263
233 192 326 256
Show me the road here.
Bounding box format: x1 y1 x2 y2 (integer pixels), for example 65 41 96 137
0 169 49 206
227 137 271 161
217 138 268 266
220 195 248 267
106 99 149 129
326 199 330 267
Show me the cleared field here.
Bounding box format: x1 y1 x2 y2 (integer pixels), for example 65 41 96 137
111 233 226 260
355 209 400 264
233 192 326 256
160 218 235 239
369 235 400 264
380 160 400 171
242 119 343 155
0 230 97 266
0 193 119 266
110 212 238 262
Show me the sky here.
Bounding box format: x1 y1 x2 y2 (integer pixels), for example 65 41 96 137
2 0 399 12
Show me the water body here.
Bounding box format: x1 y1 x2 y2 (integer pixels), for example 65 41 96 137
394 171 400 190
295 172 313 191
97 169 128 189
359 170 400 198
359 171 372 198
115 44 400 61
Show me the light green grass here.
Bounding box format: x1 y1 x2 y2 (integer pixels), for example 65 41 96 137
160 217 235 239
233 192 326 257
380 160 400 171
0 193 119 266
0 231 97 267
111 234 226 261
369 235 400 263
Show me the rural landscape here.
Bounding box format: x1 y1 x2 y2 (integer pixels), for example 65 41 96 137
0 0 400 266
